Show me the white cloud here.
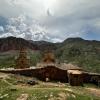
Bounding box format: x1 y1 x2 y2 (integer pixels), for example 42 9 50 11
0 15 61 42
0 32 13 38
0 0 100 41
51 38 63 43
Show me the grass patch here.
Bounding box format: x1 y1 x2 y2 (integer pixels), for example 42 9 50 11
0 73 100 100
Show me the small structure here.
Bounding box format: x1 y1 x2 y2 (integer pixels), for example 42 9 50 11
37 64 68 82
42 52 55 63
15 48 30 69
67 70 83 86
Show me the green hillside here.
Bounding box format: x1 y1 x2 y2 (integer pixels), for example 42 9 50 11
55 38 100 73
0 37 100 73
0 50 42 69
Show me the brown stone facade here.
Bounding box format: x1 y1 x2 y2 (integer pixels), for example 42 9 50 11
67 70 83 86
15 49 30 69
43 52 55 63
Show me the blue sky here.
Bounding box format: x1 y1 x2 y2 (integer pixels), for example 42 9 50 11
0 0 100 42
83 32 100 41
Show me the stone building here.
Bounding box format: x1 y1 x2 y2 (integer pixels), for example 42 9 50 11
67 70 83 86
15 49 30 69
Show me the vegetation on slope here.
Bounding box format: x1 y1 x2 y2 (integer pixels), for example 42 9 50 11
0 37 100 73
0 50 42 69
55 38 100 73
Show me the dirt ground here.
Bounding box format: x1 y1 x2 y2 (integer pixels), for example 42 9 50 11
0 72 100 99
86 88 100 97
0 72 9 79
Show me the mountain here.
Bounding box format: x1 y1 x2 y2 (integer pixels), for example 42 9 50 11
0 36 100 73
0 36 58 52
55 37 100 73
0 36 38 52
30 40 57 51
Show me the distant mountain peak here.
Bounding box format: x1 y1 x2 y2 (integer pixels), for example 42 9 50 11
0 36 38 52
63 37 84 43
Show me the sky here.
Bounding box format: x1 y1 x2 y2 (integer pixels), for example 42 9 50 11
0 0 100 42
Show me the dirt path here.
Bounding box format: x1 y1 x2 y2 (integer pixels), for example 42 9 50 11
0 72 9 79
16 94 29 100
86 88 100 97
